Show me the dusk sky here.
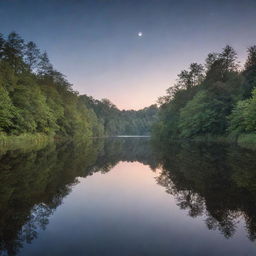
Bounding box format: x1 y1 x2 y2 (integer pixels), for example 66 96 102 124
1 0 256 110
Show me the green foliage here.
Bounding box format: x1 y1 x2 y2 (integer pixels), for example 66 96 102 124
229 88 256 134
0 132 53 152
80 95 158 135
0 32 106 138
242 46 256 98
237 133 256 150
0 86 18 132
0 32 157 140
155 44 256 141
179 91 227 137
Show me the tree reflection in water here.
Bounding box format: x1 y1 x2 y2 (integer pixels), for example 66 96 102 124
1 138 256 255
0 137 155 255
155 141 256 241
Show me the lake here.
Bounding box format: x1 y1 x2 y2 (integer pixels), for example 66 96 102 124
0 137 256 255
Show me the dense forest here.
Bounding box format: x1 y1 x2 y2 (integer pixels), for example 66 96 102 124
2 32 256 144
153 45 256 144
80 96 158 135
0 32 158 142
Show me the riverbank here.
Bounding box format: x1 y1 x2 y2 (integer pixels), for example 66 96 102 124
192 133 256 149
153 133 256 150
186 133 256 149
0 133 55 153
237 134 256 150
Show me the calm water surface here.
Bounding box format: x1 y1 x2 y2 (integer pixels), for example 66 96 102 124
0 137 256 255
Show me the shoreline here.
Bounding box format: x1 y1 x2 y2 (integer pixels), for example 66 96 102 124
0 133 55 153
2 132 256 153
152 133 256 150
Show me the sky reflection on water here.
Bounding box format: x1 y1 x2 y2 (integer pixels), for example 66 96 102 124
0 138 256 255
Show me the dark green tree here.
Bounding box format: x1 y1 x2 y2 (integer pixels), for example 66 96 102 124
24 41 40 71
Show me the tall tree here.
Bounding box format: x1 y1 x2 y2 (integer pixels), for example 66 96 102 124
3 32 25 72
245 46 256 71
205 45 238 83
38 52 53 76
242 46 256 98
177 63 204 90
219 45 238 72
24 41 40 71
0 33 5 59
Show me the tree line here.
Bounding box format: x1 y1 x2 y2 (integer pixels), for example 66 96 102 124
0 32 158 139
80 96 158 135
153 45 256 142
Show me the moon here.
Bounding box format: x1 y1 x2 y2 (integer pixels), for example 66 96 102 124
138 32 143 37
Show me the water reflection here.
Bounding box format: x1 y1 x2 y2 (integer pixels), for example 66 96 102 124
0 138 256 255
0 138 156 255
155 142 256 241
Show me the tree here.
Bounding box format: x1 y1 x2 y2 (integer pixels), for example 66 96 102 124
24 41 40 71
242 46 256 98
38 52 53 76
229 88 256 134
0 86 18 133
155 45 247 141
219 45 239 72
3 32 25 72
205 52 218 71
205 45 238 83
0 33 5 59
0 32 107 138
177 63 204 90
245 46 256 71
179 91 227 138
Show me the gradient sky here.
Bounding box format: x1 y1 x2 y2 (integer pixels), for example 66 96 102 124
1 0 256 110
